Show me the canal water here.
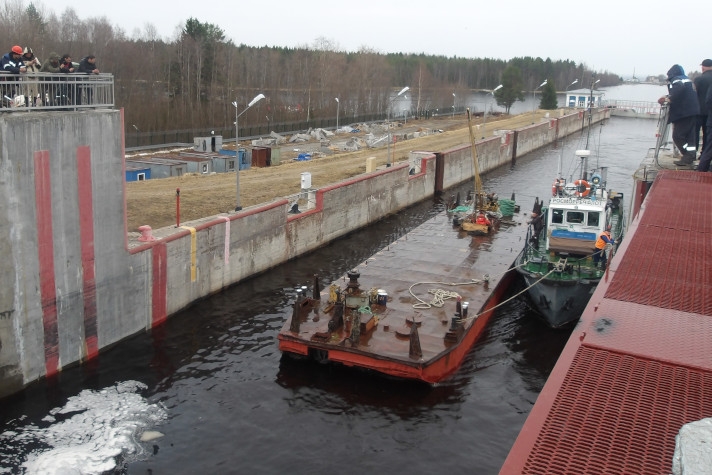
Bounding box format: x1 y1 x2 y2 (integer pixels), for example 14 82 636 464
0 117 658 475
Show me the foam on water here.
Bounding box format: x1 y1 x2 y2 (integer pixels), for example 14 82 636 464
0 381 166 474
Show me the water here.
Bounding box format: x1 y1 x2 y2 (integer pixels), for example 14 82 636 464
0 117 658 475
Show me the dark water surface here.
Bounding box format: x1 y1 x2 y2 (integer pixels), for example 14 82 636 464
0 118 656 475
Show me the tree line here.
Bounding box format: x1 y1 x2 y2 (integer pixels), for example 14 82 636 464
1 2 622 136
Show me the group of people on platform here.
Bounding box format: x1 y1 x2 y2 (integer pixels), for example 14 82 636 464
658 59 712 172
0 45 100 107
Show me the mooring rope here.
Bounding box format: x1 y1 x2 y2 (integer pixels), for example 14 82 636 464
460 268 557 324
409 279 481 309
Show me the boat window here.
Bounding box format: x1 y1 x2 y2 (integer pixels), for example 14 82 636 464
566 211 584 224
551 209 563 224
588 212 600 227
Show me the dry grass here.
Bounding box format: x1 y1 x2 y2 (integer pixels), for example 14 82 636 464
126 111 554 230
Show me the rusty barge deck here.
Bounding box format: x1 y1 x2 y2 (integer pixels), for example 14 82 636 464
278 209 526 383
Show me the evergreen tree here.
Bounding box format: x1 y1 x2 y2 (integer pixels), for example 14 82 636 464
540 79 558 109
495 65 525 114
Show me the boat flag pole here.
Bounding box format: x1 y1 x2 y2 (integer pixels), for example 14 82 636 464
466 108 484 211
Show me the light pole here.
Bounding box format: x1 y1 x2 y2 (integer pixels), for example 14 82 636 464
590 79 600 107
232 93 265 211
132 124 139 147
532 79 547 121
387 86 409 167
452 92 456 117
482 84 502 138
564 79 578 107
335 97 340 131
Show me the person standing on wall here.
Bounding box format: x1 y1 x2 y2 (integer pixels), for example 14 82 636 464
0 45 26 105
694 59 712 154
77 55 99 105
659 64 700 167
58 54 75 105
696 85 712 171
21 47 41 106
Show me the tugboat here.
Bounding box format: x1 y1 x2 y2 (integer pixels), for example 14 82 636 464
514 83 625 328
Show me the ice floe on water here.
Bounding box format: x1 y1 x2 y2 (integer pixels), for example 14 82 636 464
0 380 167 474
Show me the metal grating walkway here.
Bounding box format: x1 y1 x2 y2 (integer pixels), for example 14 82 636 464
502 170 712 474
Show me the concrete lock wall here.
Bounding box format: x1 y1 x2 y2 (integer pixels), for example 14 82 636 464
0 108 609 398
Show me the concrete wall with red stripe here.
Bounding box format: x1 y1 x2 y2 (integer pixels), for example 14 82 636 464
0 108 608 398
0 111 152 398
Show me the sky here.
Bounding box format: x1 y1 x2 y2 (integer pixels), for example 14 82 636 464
42 0 709 79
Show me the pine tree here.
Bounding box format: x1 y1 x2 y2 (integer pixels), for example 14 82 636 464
494 65 525 114
540 79 558 109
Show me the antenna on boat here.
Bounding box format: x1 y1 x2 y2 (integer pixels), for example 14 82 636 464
466 108 484 211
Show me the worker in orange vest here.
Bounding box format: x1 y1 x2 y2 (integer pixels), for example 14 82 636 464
593 226 615 268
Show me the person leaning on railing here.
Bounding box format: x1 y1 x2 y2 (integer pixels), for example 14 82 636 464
0 45 26 106
22 46 41 106
58 54 75 105
77 55 99 105
40 52 61 107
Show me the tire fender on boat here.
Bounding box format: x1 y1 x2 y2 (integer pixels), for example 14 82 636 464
573 179 591 197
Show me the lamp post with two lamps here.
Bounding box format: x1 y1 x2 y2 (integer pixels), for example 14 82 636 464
335 97 340 130
481 84 503 139
452 92 456 117
232 93 265 211
386 86 409 167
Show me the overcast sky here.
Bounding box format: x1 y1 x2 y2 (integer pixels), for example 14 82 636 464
42 0 708 79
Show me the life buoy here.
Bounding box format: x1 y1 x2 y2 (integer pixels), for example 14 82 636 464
574 179 591 197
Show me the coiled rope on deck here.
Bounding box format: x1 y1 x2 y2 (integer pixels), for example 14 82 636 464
409 279 481 309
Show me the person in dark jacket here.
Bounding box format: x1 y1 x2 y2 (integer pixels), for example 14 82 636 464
0 45 26 105
58 54 75 105
694 59 712 154
76 55 99 105
696 86 712 171
658 64 700 166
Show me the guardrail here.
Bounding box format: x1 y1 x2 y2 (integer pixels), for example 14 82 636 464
0 72 114 111
603 100 661 115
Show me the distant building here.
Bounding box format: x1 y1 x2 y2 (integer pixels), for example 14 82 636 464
565 89 605 108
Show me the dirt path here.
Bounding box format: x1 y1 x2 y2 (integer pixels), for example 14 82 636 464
126 111 556 230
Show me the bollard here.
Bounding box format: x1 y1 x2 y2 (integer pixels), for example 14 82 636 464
176 188 180 228
137 225 156 242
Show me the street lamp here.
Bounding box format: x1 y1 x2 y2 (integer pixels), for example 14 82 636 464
589 79 600 108
232 93 265 211
132 124 139 147
387 86 409 167
335 97 340 131
565 79 578 107
452 92 456 117
482 84 502 139
532 79 547 121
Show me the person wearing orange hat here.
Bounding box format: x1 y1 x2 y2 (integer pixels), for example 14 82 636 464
1 46 27 74
0 46 27 105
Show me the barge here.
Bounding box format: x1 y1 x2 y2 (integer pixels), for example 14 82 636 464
278 209 526 383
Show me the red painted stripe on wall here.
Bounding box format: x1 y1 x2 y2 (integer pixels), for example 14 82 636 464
34 150 59 377
152 243 168 326
77 146 99 360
